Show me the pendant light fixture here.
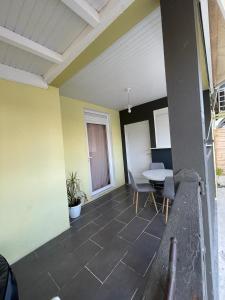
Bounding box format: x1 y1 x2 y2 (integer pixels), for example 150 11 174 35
125 87 132 114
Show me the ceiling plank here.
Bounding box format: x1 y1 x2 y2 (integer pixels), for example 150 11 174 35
61 0 100 27
0 63 48 89
46 0 160 86
217 0 225 19
0 26 63 64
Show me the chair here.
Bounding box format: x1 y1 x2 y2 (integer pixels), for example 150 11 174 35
128 170 158 214
0 255 19 300
149 162 165 170
162 176 175 223
149 162 165 190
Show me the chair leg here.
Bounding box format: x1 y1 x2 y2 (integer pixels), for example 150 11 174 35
136 192 139 214
165 198 169 224
144 193 150 207
144 199 147 208
162 197 165 214
133 191 136 204
149 192 154 205
152 192 158 213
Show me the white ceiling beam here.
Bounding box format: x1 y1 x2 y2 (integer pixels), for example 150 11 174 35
199 0 213 91
217 0 225 19
0 26 63 64
0 64 48 89
45 0 135 83
61 0 100 27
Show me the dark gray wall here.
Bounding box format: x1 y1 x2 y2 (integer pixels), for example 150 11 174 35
119 97 171 183
161 0 216 298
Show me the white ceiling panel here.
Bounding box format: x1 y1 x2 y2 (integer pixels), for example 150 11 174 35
0 0 139 88
0 0 88 54
86 0 110 12
0 41 52 76
60 8 167 110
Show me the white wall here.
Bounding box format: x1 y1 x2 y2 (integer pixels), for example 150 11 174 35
154 107 171 148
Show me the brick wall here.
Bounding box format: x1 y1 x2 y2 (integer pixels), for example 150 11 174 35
215 128 225 172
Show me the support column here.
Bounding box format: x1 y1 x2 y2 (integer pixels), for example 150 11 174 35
160 0 215 298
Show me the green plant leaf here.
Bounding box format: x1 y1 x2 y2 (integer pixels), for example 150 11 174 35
66 172 87 207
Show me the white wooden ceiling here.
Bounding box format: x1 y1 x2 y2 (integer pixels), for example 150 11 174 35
86 0 109 12
0 0 134 88
60 8 167 110
0 0 87 53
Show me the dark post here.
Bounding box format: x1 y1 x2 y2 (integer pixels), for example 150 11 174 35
160 0 216 298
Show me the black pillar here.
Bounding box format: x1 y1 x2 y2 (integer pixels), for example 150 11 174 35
161 0 216 298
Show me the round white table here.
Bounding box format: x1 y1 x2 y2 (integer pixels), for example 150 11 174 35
142 169 173 182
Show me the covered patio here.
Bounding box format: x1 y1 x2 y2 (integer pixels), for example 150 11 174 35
0 0 221 299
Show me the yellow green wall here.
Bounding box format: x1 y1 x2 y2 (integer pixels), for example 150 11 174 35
0 79 70 264
60 96 125 201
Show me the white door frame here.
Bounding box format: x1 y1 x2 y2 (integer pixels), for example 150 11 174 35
124 120 151 183
84 109 114 197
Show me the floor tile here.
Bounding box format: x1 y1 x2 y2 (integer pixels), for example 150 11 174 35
122 232 160 275
71 209 102 230
119 217 149 243
87 195 112 209
144 213 166 239
34 227 101 279
12 185 165 300
91 197 109 208
138 193 151 207
35 230 75 259
59 268 101 300
36 242 75 274
116 205 140 224
138 206 157 221
49 240 101 288
93 262 142 300
110 186 128 197
80 202 96 215
86 237 129 282
91 219 125 247
12 253 45 292
112 191 131 203
93 208 121 227
18 272 58 300
62 222 101 252
34 232 65 259
112 197 133 212
132 278 149 300
96 200 121 214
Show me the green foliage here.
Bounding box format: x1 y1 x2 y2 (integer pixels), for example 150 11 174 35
216 168 223 177
66 172 87 207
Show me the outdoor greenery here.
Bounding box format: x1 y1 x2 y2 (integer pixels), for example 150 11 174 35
216 167 224 188
216 167 224 177
66 172 87 207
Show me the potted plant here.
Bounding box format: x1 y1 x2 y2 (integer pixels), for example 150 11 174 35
66 172 87 219
216 167 224 187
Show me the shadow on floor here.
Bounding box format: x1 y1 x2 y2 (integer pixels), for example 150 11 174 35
12 185 166 300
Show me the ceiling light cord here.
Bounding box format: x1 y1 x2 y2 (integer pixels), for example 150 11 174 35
126 87 132 114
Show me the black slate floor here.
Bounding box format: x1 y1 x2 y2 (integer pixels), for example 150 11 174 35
12 185 166 300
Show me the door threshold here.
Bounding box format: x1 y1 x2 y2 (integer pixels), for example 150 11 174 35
91 184 113 199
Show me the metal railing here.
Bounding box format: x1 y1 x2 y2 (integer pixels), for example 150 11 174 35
165 237 178 300
218 88 225 112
